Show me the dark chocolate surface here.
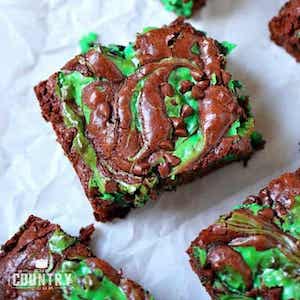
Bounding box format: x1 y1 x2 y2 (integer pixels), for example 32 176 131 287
0 216 153 299
269 0 300 62
188 169 300 300
34 19 262 222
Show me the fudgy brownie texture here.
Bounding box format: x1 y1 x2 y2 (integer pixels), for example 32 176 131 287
161 0 206 17
187 169 300 300
34 18 263 222
0 215 154 299
269 0 300 62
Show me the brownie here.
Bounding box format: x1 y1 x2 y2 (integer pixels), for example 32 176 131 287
161 0 207 17
34 18 263 222
187 169 300 299
0 215 154 299
269 0 300 62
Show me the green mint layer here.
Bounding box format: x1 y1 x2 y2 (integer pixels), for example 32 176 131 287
220 41 237 56
210 73 218 85
161 0 194 17
282 195 300 239
217 265 246 293
47 232 155 300
48 229 76 254
80 32 98 54
193 246 207 267
234 203 268 215
58 260 128 300
166 67 205 175
235 246 300 300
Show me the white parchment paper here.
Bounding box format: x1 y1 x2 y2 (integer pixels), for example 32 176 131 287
0 0 299 299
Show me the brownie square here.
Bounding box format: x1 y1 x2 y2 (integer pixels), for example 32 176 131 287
34 18 263 222
269 0 300 62
161 0 207 17
0 215 154 299
187 169 300 299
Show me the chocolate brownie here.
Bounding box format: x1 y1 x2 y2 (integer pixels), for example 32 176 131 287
34 18 264 222
0 215 154 299
269 0 300 62
187 169 300 299
161 0 206 17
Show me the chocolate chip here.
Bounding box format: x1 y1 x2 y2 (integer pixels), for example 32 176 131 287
171 117 185 129
132 162 150 176
158 162 170 178
191 70 204 81
196 80 210 90
179 80 193 93
159 140 174 151
164 153 181 166
160 83 174 97
181 104 194 118
175 128 188 137
191 85 205 100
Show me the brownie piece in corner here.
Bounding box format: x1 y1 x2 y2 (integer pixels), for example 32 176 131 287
269 0 300 62
187 169 300 299
0 215 154 299
34 18 264 222
161 0 207 17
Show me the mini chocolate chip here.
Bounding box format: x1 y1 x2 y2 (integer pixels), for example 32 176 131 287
164 153 181 166
196 80 210 90
105 181 118 193
159 140 174 151
171 117 185 129
175 128 188 137
158 162 170 178
160 83 174 97
179 80 193 93
181 104 194 118
191 85 205 100
132 162 149 176
191 70 204 81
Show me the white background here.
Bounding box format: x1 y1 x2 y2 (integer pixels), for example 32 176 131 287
0 0 299 299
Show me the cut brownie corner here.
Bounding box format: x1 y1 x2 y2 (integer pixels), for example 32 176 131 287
0 215 154 299
187 169 300 299
34 19 263 222
269 0 300 62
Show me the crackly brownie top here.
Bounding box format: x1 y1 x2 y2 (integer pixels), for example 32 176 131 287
0 216 153 299
189 170 300 299
161 0 206 17
55 19 260 209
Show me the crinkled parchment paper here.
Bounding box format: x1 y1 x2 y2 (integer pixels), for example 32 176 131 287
0 0 299 299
